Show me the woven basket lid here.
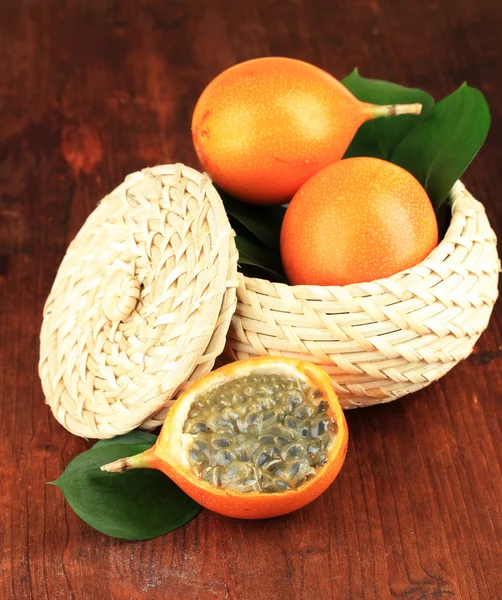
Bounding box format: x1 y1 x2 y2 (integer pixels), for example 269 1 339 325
39 164 238 439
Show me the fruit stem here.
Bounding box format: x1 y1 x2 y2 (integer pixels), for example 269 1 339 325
100 449 154 473
363 102 422 120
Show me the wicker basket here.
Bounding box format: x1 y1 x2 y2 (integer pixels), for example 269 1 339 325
226 182 500 408
39 164 238 438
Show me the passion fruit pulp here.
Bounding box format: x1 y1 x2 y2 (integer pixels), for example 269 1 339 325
101 357 349 519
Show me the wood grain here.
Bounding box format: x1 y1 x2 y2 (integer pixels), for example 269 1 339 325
0 0 500 598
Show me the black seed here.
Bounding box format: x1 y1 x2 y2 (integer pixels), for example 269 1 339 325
234 478 259 493
285 416 298 429
275 480 290 491
271 463 285 477
188 449 204 464
216 425 236 435
210 450 235 466
243 478 258 487
256 451 270 467
317 400 328 413
312 389 323 399
262 482 278 493
256 446 280 461
275 409 286 424
246 412 262 428
212 437 231 449
191 422 208 433
307 443 320 457
194 440 211 456
284 461 301 478
288 390 304 408
222 462 252 485
276 436 290 448
300 426 311 438
293 404 314 420
210 467 223 487
210 416 233 428
236 449 251 462
284 444 303 460
258 435 275 445
264 458 282 473
311 419 329 438
294 460 315 482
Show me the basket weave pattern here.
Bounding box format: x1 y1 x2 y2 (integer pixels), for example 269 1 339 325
40 164 238 438
226 182 500 407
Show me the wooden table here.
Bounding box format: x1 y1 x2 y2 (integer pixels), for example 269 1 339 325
1 1 500 598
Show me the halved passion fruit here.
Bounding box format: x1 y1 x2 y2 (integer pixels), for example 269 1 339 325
101 357 348 519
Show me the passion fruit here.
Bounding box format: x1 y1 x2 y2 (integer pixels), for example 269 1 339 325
192 57 422 204
101 357 348 519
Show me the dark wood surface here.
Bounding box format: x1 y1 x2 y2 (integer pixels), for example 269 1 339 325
1 1 501 599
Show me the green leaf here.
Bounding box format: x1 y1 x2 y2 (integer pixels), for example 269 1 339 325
93 431 158 449
342 68 434 160
235 235 287 283
219 189 286 250
49 434 201 540
391 83 490 209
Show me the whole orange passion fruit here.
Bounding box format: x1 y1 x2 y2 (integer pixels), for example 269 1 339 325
192 57 421 204
102 357 348 519
280 157 439 286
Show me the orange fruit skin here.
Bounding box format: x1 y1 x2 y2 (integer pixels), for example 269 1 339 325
280 157 439 286
148 357 349 519
192 57 367 204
